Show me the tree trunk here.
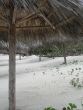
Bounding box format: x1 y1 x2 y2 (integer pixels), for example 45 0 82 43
62 43 67 64
39 54 42 61
19 54 21 60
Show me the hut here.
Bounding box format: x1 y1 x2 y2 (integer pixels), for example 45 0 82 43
0 0 83 110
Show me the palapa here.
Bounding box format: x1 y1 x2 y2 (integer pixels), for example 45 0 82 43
0 0 83 110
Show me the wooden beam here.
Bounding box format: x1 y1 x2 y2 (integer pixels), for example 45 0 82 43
0 26 8 31
0 25 51 32
0 16 7 22
39 13 55 29
16 17 74 30
0 14 8 23
0 17 75 32
16 11 39 25
33 3 55 30
16 25 50 30
55 16 74 28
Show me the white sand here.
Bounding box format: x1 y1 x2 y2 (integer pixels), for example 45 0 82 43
0 55 83 110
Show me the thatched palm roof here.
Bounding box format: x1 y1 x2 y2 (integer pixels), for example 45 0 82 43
0 1 82 53
0 0 82 29
0 0 83 47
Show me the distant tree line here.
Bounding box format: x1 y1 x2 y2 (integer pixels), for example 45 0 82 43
29 42 83 57
29 41 83 64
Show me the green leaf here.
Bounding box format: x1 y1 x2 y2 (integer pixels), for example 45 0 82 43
72 104 77 108
67 106 71 110
44 107 56 110
68 103 77 109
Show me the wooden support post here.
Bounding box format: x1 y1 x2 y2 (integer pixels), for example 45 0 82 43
9 3 16 110
9 23 16 110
